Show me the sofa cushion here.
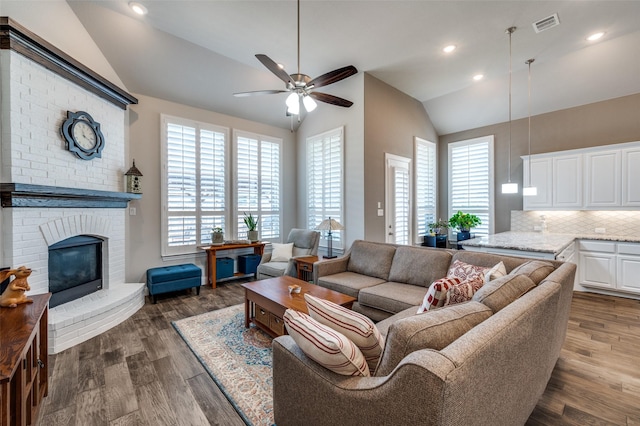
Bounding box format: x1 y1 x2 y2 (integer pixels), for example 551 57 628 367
444 276 485 306
472 274 536 313
271 243 294 262
283 309 370 377
508 260 555 285
375 301 493 376
304 294 384 374
358 282 428 315
387 246 453 287
447 259 489 281
417 277 462 313
316 271 386 298
347 241 397 281
256 261 289 277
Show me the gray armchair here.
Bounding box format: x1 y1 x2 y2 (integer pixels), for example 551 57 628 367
256 228 320 279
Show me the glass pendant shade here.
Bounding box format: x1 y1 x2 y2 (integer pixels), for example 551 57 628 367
523 186 538 196
303 95 317 112
286 92 300 115
502 182 518 194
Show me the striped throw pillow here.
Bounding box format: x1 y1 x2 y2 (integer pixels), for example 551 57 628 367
417 276 462 313
283 309 370 377
304 293 384 374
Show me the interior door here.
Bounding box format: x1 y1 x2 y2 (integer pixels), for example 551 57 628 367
385 154 412 245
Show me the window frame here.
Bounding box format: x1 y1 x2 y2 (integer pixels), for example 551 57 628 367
447 135 495 239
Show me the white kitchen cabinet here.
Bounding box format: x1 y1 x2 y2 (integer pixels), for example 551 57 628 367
616 244 640 294
522 157 552 210
552 154 583 208
578 240 640 296
584 150 621 207
622 147 640 207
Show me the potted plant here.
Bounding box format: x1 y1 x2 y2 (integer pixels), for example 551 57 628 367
424 218 449 248
243 212 260 242
448 211 481 241
211 227 224 245
427 218 449 236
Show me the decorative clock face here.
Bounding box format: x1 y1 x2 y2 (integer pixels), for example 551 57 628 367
61 111 105 160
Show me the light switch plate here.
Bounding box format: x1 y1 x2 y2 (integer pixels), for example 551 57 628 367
377 209 384 216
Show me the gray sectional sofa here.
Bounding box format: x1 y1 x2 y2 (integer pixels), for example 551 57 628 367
273 240 576 425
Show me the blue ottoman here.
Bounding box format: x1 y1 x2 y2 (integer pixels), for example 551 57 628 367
146 263 201 304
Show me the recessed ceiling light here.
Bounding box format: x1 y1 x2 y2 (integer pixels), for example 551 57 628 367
443 45 456 53
473 74 484 81
129 2 148 15
587 32 604 41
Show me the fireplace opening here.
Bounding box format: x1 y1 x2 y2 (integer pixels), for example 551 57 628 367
48 235 103 308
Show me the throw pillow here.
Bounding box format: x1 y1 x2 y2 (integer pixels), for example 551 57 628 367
375 301 493 376
508 260 555 285
304 293 384 374
484 261 507 283
417 277 462 313
271 242 294 262
447 259 489 282
444 276 485 306
283 309 370 377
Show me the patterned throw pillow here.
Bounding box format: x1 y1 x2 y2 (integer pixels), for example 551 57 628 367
447 259 489 281
417 277 462 314
283 309 370 377
444 276 485 306
484 261 507 283
304 294 384 374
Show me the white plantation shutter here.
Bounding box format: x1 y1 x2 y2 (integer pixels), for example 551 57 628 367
307 128 344 249
415 138 437 242
448 136 494 238
394 166 410 245
235 131 282 242
162 115 228 255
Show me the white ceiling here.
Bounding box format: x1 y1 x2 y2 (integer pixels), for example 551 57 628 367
66 0 640 134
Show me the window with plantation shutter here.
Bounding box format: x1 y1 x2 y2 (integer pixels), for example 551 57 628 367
162 115 228 256
234 131 282 242
307 127 344 249
415 138 437 243
448 135 494 238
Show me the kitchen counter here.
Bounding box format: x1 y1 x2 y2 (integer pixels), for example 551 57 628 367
459 231 640 257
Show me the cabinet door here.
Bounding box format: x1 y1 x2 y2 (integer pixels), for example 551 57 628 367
617 256 640 294
579 251 616 289
553 155 582 208
622 148 640 206
584 150 621 207
523 157 552 210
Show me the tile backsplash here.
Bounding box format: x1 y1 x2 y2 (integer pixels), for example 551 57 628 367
511 210 640 238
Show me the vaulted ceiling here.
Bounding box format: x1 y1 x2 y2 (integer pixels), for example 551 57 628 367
66 0 640 134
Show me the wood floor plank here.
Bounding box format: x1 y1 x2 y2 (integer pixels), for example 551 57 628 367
103 361 138 421
157 327 205 380
108 410 145 426
77 353 105 393
75 387 108 426
186 373 245 426
135 381 178 426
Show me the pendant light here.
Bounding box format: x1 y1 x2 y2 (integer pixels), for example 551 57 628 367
501 26 518 194
523 58 538 197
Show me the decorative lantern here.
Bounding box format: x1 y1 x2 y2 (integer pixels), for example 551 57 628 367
125 160 143 193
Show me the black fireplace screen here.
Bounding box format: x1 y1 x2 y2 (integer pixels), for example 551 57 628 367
48 235 103 308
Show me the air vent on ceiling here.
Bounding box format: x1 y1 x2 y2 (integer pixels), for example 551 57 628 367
532 13 560 33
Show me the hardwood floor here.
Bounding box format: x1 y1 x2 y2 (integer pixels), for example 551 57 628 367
38 285 640 426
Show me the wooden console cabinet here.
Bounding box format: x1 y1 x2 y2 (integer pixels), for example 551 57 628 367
0 293 50 426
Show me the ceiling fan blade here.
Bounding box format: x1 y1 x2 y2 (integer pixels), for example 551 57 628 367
308 65 358 89
234 89 288 97
255 54 294 86
309 92 354 108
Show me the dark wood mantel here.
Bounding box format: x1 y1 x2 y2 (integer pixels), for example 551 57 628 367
0 17 137 109
0 183 141 208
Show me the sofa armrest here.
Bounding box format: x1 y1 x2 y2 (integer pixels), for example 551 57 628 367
273 335 454 426
258 252 272 265
312 256 349 284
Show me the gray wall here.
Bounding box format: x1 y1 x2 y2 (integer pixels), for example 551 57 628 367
127 94 297 283
439 93 640 233
363 74 439 243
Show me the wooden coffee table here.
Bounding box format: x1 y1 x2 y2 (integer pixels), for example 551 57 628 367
241 276 356 338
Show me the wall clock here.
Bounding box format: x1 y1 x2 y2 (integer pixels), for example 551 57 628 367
60 111 105 160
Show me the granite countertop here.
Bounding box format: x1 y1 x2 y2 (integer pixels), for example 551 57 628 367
458 231 640 256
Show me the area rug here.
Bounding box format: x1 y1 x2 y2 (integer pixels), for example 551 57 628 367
172 304 274 426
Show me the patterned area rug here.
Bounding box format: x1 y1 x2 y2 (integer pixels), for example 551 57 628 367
172 304 274 425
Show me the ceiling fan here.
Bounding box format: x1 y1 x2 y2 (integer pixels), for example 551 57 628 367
233 0 358 115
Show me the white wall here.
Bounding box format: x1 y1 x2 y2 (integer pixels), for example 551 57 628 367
126 94 297 283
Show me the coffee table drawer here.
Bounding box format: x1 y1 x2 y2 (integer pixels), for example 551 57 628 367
255 304 270 327
270 313 285 335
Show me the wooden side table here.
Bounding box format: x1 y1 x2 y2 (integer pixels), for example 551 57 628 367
296 256 320 282
199 242 266 288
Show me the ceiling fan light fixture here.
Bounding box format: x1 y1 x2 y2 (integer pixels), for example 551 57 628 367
129 2 148 15
303 95 317 112
286 92 300 115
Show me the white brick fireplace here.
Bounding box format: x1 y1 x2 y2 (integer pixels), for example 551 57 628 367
1 22 143 354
